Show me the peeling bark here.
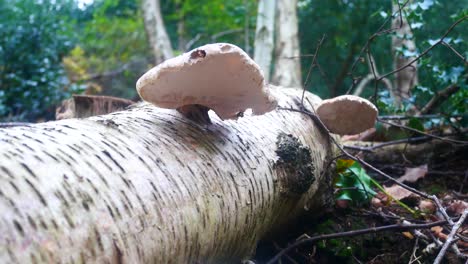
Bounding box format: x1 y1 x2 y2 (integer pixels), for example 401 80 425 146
272 0 302 88
141 0 173 64
0 88 334 263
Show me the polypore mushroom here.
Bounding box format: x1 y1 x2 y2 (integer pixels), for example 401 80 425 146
136 43 277 123
316 95 378 135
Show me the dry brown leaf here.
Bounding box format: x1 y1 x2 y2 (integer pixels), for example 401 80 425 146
402 231 414 239
397 164 428 183
431 226 443 235
419 200 436 214
431 225 468 249
384 185 419 201
446 200 468 216
371 197 383 208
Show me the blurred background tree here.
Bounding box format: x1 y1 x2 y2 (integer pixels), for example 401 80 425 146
0 0 80 121
0 0 466 123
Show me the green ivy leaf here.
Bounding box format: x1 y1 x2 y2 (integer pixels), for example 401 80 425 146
408 117 425 131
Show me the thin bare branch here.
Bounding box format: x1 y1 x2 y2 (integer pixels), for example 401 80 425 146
210 29 243 42
185 33 202 51
267 220 448 264
301 35 326 106
379 114 464 120
441 41 468 64
418 85 460 115
343 135 431 152
377 118 468 145
378 16 468 81
348 0 411 77
278 107 432 199
433 210 468 264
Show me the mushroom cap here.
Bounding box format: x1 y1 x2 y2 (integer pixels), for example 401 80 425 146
136 43 277 120
316 95 378 135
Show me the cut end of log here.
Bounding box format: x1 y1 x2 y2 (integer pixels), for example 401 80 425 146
316 95 378 135
56 95 135 120
136 43 277 120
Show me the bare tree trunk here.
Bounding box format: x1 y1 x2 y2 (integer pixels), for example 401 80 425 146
0 88 334 263
391 2 418 106
253 0 276 81
177 18 187 51
141 0 174 64
176 1 187 51
243 0 250 55
272 0 302 88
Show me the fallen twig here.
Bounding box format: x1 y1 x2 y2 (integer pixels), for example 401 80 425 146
433 210 468 264
267 220 448 264
279 107 432 199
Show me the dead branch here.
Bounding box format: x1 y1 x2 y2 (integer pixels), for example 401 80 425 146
343 135 431 152
441 41 468 64
379 114 463 120
377 15 467 81
185 33 202 51
378 118 468 145
346 0 411 94
211 29 243 42
418 85 460 115
278 107 432 199
353 54 393 97
433 210 468 264
267 220 449 264
301 35 326 105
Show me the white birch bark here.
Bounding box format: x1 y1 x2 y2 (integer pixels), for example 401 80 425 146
391 2 418 106
141 0 174 64
272 0 302 88
0 88 334 263
253 0 276 81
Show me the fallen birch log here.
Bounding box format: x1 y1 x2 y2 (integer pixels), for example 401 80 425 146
0 87 335 263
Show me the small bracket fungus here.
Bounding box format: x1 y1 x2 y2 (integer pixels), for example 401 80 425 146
136 43 277 122
316 95 378 135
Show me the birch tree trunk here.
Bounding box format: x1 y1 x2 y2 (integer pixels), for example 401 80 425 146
391 2 418 106
253 0 276 81
0 87 334 263
141 0 174 64
272 0 302 88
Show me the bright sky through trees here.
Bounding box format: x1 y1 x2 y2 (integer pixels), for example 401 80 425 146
77 0 93 9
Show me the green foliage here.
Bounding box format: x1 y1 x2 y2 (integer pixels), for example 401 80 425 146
65 0 150 99
298 0 392 98
335 159 376 204
406 1 467 126
335 159 417 214
1 0 465 122
0 0 82 121
298 0 467 123
162 0 257 53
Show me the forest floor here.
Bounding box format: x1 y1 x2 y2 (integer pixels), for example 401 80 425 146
255 139 468 264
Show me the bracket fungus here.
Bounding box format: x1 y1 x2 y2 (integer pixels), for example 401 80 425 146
136 43 277 123
316 95 378 135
